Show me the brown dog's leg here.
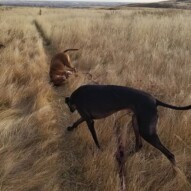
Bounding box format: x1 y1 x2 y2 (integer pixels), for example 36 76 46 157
132 115 142 152
65 54 76 72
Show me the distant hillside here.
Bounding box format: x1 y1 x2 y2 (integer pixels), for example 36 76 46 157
0 0 125 8
124 0 191 10
1 0 190 9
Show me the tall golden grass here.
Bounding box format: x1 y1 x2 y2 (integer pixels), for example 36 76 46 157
0 7 191 191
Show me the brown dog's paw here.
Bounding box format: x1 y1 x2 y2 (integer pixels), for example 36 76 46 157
67 126 74 131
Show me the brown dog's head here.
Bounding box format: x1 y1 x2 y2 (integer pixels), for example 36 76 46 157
51 75 66 86
64 70 73 78
50 70 73 86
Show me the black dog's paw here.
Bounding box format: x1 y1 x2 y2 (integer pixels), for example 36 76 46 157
67 126 74 131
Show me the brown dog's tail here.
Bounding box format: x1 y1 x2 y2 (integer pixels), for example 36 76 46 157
156 99 191 110
63 49 79 53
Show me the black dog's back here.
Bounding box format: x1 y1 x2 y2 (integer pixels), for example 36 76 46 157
70 85 156 119
71 85 154 104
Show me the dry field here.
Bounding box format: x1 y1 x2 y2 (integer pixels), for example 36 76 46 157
0 6 191 191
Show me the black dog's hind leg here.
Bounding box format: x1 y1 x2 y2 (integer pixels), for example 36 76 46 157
86 119 100 149
67 117 85 131
143 132 175 165
139 114 176 165
132 115 142 152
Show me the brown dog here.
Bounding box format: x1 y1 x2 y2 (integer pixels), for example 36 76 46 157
49 49 78 86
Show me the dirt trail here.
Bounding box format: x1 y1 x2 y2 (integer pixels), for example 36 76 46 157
115 122 127 191
34 19 91 190
33 19 58 60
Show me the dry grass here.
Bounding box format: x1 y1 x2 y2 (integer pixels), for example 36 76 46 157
0 6 191 191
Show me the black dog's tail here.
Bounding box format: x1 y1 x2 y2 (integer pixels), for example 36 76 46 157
63 49 79 53
156 99 191 110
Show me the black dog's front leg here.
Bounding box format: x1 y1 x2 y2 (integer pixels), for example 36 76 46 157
86 119 100 149
67 117 85 131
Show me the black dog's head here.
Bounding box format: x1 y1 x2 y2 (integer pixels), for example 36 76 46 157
65 97 76 113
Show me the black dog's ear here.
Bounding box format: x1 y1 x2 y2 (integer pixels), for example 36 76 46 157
65 97 76 113
65 97 70 104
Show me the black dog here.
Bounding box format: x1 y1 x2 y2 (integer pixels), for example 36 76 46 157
65 85 191 165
